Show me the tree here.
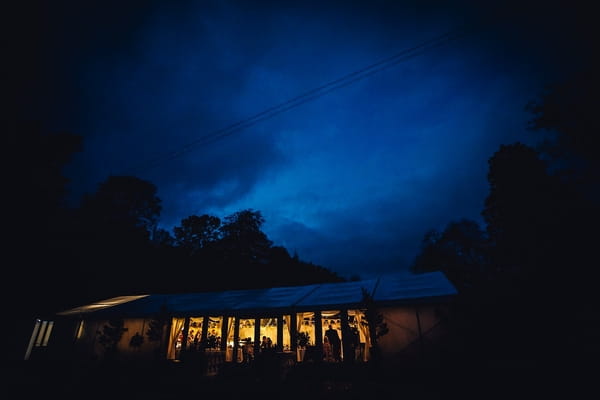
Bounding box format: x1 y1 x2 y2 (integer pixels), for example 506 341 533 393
7 121 83 362
218 209 273 265
151 227 175 247
8 122 84 308
75 175 163 299
173 214 221 254
525 66 600 290
8 121 83 217
97 319 128 359
411 219 489 294
524 69 600 363
482 142 564 290
129 332 144 349
361 288 388 365
261 245 345 287
80 175 162 243
478 140 595 364
526 63 600 186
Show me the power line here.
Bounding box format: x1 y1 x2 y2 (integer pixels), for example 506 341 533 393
130 25 473 174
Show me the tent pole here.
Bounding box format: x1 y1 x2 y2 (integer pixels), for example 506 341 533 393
277 316 284 352
415 306 424 360
290 312 297 352
314 311 323 358
232 316 240 362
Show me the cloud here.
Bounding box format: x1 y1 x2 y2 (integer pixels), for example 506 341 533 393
21 0 594 280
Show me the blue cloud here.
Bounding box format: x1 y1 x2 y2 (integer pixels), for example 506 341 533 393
28 0 588 279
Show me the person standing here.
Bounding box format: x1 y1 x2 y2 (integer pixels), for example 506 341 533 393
242 337 253 363
325 324 341 362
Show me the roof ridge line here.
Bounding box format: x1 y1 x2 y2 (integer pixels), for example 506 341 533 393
291 283 322 307
371 276 381 298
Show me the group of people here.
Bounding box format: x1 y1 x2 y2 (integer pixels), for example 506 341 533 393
240 335 275 363
260 335 274 350
180 324 361 363
204 329 221 350
180 329 221 351
323 324 361 362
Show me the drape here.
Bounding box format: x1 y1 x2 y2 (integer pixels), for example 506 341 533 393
355 312 370 361
167 317 185 360
284 314 291 349
227 317 235 345
296 312 304 333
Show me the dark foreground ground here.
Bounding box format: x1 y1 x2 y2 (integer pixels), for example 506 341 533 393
8 355 593 400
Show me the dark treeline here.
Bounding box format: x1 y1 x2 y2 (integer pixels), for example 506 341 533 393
7 123 343 322
411 63 599 367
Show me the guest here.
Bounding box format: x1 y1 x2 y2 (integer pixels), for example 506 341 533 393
325 324 341 362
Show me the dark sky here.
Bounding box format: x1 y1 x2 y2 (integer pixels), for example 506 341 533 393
10 0 595 279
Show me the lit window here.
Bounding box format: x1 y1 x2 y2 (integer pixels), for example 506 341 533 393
24 319 54 360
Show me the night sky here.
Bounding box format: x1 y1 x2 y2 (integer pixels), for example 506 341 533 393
10 0 594 279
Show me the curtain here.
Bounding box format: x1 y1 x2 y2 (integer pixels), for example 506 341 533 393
284 314 291 349
296 312 304 333
198 317 205 342
227 317 235 345
224 317 234 361
356 312 370 361
167 317 185 360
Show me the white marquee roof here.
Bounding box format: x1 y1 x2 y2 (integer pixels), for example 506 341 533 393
56 271 456 318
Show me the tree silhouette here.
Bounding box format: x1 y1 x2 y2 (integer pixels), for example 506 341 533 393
80 175 162 243
8 121 83 319
361 287 388 365
482 143 559 287
406 66 600 367
151 227 175 247
525 64 600 296
524 68 600 363
72 176 164 299
151 208 344 293
219 209 273 262
129 332 144 349
412 219 489 294
214 209 274 288
526 62 600 186
173 214 221 255
97 319 128 359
